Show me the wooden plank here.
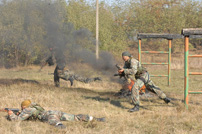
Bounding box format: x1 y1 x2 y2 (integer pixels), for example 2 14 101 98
189 35 202 39
182 28 202 36
137 33 183 40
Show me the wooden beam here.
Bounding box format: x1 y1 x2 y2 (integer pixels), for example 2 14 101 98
182 28 202 36
137 33 183 40
189 35 202 39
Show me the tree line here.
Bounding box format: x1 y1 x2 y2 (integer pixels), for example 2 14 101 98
0 0 201 68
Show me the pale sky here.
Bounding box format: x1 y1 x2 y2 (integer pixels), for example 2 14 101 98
65 0 130 6
66 0 202 6
99 0 202 5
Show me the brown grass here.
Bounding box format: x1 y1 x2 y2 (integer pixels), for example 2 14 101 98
0 64 202 134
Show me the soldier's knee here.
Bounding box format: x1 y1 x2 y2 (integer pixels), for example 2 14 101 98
60 113 75 121
75 114 90 122
159 92 166 99
132 84 139 91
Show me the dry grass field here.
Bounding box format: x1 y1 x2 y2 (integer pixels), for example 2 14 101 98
0 64 202 134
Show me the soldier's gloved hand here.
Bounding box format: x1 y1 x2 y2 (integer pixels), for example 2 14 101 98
55 123 66 129
118 69 124 73
8 110 13 116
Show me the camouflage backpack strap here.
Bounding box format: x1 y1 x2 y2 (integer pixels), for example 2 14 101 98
135 66 147 78
29 103 45 120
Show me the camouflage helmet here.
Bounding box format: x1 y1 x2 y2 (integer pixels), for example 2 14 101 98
21 100 31 107
122 51 131 57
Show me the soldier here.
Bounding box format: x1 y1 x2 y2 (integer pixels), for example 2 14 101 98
7 100 106 129
118 51 171 112
53 49 102 87
54 66 102 87
39 47 102 87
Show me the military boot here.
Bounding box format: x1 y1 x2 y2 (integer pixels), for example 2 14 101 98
55 82 60 87
164 97 171 104
128 105 139 112
55 123 66 129
94 77 102 81
95 117 106 122
68 76 74 86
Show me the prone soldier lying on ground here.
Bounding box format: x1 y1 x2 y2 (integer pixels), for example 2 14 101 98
0 108 20 115
7 100 106 129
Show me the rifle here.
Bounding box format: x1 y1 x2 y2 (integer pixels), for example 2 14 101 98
38 62 47 72
0 108 20 115
114 64 126 79
38 56 54 72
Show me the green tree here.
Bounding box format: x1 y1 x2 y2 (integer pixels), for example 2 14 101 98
66 0 127 54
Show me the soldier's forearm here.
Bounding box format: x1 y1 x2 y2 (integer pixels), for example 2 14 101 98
8 113 19 121
8 111 32 121
124 69 137 75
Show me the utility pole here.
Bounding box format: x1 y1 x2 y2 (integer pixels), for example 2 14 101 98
96 0 99 59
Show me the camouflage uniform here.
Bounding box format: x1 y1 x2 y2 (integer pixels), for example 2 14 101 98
8 103 104 128
123 58 167 106
54 66 101 87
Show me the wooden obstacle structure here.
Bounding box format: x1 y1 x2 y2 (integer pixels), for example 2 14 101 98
137 33 183 86
181 28 202 109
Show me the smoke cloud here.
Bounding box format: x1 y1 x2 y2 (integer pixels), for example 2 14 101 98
0 0 119 79
40 1 117 74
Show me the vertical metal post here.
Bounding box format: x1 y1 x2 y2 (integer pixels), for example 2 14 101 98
184 36 189 109
96 0 99 59
138 39 141 64
168 40 172 86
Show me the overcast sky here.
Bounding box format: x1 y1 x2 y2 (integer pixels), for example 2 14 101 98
65 0 202 6
100 0 202 5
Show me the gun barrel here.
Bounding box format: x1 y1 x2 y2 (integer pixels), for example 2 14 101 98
115 64 123 70
4 108 20 113
114 64 126 79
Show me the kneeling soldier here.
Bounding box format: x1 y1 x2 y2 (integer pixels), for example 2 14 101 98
7 100 106 129
54 65 102 87
118 51 171 112
40 47 102 87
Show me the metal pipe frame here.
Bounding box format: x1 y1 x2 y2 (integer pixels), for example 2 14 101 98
182 28 202 109
138 39 171 86
184 36 189 109
184 37 202 109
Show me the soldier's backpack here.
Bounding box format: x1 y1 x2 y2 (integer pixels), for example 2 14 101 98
135 66 147 79
29 103 45 120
